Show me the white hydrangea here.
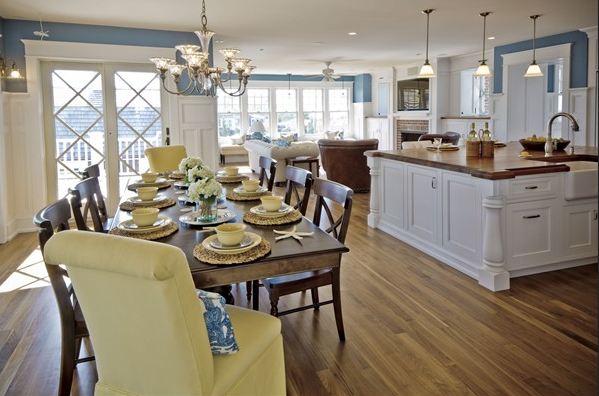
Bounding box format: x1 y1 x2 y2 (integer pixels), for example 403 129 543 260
178 157 203 174
187 177 222 201
187 165 215 183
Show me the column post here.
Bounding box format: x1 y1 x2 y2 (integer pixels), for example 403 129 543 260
479 195 510 291
366 155 381 228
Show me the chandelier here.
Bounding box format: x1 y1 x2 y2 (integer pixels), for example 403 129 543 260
150 0 254 97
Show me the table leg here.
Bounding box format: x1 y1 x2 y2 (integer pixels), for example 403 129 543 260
252 280 260 310
207 285 234 304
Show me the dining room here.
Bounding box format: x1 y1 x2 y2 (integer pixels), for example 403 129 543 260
0 0 597 395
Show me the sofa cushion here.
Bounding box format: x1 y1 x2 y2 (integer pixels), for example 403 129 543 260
246 131 272 143
197 290 239 355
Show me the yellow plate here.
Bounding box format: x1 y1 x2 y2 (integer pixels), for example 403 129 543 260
202 232 261 255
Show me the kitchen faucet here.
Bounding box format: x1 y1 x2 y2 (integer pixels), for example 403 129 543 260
545 112 580 154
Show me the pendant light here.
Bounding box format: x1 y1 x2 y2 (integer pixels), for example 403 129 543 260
524 15 543 77
473 12 492 77
418 9 435 78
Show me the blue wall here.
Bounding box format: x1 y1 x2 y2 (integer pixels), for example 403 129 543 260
547 64 555 93
1 19 201 92
493 30 588 93
353 74 372 103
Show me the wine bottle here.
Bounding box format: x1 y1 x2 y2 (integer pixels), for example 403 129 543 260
481 122 492 141
467 122 479 141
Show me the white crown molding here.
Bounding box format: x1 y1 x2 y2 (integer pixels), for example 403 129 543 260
580 26 598 39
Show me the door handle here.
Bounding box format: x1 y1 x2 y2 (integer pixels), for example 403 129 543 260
431 177 437 189
593 210 597 221
522 214 541 219
524 185 538 190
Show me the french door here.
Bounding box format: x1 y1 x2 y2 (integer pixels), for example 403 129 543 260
42 62 166 211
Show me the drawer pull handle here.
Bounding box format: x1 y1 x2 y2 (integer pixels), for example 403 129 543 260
524 186 538 190
522 214 541 219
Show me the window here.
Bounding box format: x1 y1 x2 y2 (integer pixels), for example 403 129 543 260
302 89 323 135
217 89 241 136
275 89 297 134
328 88 349 132
460 68 490 116
247 88 270 131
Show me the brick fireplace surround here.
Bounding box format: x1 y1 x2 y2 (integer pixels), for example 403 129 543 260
395 119 430 149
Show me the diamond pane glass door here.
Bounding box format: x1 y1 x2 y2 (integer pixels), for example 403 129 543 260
50 69 106 198
115 71 162 191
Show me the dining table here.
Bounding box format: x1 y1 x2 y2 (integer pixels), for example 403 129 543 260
110 176 350 307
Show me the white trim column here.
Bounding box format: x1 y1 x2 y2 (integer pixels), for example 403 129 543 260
479 195 509 291
367 155 381 228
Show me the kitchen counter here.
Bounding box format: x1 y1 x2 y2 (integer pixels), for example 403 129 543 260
366 142 597 291
366 142 598 180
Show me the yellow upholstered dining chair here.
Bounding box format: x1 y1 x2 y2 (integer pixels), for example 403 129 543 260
43 230 286 396
145 144 188 173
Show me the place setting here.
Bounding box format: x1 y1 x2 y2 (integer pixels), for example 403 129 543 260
426 138 459 152
243 195 302 226
119 186 176 211
109 208 178 240
215 166 249 184
127 171 171 191
193 223 271 265
179 208 236 227
227 179 270 201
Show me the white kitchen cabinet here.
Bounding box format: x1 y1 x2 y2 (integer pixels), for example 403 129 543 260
563 202 598 258
406 165 440 243
506 199 558 270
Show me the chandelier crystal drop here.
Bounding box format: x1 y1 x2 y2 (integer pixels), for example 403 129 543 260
150 0 254 97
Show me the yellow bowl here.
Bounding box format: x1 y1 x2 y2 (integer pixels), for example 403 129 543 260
223 166 239 176
242 179 260 192
131 208 159 227
141 172 159 183
215 223 246 246
260 195 283 212
136 186 158 201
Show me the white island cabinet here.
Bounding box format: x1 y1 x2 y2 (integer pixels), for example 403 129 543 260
366 149 597 291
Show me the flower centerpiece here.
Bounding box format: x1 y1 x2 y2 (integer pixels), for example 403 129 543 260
187 165 214 184
187 175 222 222
178 157 204 183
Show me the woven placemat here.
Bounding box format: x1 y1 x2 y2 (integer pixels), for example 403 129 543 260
193 240 271 265
109 221 178 240
169 172 185 180
216 175 249 184
119 197 177 211
226 190 270 201
243 210 302 226
128 181 171 191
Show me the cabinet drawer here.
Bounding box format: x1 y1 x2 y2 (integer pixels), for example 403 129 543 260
507 176 558 200
506 201 556 270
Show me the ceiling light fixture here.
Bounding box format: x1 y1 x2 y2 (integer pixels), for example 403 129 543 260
150 0 254 97
418 9 435 78
0 56 24 80
348 32 358 36
474 11 492 77
488 36 495 40
524 15 543 78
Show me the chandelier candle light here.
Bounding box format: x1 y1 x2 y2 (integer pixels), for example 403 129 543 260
150 0 255 97
473 12 492 77
418 9 435 78
524 15 543 77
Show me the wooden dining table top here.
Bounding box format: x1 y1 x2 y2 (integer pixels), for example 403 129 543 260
111 177 349 288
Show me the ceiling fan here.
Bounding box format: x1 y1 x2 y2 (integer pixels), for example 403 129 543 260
318 61 341 82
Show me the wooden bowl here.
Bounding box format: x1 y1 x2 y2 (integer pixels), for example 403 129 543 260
519 139 570 151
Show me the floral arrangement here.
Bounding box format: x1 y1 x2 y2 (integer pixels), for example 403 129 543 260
187 177 222 203
179 157 203 175
187 165 214 184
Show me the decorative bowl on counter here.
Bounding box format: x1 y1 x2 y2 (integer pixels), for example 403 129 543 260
519 139 570 151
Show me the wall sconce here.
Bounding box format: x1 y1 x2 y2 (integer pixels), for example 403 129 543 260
0 57 25 80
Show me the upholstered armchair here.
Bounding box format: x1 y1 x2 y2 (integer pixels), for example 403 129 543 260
318 139 379 193
145 145 187 173
43 231 286 396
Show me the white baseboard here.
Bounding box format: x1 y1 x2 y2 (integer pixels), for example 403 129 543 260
4 217 37 243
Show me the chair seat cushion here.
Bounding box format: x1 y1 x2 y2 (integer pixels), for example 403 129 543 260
197 290 239 355
220 145 248 156
212 305 282 395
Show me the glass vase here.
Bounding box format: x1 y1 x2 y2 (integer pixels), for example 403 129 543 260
195 196 218 222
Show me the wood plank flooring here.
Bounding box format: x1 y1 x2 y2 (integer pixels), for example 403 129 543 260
0 191 596 395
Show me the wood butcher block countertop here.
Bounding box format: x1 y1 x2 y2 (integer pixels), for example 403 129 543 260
366 142 598 180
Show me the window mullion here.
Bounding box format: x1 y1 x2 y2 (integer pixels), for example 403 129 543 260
298 88 305 136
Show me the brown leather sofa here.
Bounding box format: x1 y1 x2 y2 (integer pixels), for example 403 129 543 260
318 139 379 193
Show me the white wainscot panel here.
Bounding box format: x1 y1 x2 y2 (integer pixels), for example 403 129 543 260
442 173 481 264
406 165 439 242
381 162 404 228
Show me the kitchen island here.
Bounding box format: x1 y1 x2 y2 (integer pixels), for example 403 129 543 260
365 143 598 291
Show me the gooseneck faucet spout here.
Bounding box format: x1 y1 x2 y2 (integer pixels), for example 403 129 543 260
546 112 580 154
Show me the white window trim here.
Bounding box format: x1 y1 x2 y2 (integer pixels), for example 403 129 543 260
217 80 353 140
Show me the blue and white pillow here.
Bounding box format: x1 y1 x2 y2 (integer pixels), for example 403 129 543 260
246 131 272 143
197 290 239 355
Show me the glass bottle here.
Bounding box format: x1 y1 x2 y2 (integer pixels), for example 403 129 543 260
467 122 479 141
481 122 492 141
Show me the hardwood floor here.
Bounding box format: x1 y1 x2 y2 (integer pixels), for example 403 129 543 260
0 191 596 395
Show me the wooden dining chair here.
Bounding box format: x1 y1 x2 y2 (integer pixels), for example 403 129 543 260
258 156 277 191
34 199 94 396
261 178 353 341
69 177 110 233
247 166 314 304
283 166 313 216
81 163 101 179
